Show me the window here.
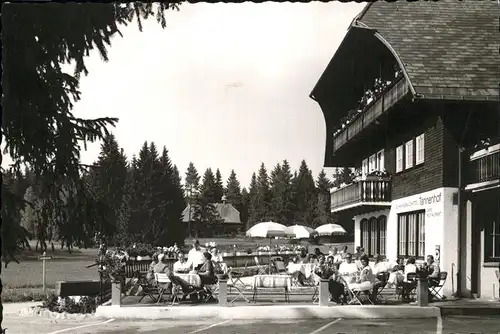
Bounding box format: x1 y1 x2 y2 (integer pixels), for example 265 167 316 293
396 145 403 172
362 159 369 175
369 154 376 173
360 215 387 257
416 134 425 165
397 211 425 258
376 150 385 171
485 219 500 262
405 140 414 169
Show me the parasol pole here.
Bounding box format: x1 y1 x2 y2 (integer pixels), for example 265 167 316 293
269 237 272 274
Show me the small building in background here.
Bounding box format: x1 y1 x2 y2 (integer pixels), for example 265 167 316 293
182 199 243 237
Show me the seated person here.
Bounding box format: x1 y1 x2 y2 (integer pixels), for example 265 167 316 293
197 251 217 286
153 254 173 296
289 250 311 286
425 255 440 287
371 254 388 303
340 245 349 260
314 248 324 258
338 253 359 284
297 249 309 264
210 248 224 263
372 254 389 275
314 255 345 304
187 239 206 271
146 252 160 283
402 257 418 300
173 252 191 273
350 255 376 302
387 257 405 287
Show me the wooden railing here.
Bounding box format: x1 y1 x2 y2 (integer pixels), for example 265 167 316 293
468 145 500 184
330 179 392 212
333 77 409 152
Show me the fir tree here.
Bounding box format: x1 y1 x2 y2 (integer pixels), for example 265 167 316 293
240 187 250 230
91 133 128 240
193 168 222 237
269 160 294 225
247 173 259 227
214 169 224 203
225 170 242 209
184 162 200 194
315 169 332 227
199 168 217 203
292 160 318 227
254 163 271 223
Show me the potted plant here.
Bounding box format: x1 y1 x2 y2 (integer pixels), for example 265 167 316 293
99 249 129 284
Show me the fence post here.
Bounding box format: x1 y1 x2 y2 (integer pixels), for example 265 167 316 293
218 278 228 307
417 278 429 307
111 282 121 306
319 279 330 307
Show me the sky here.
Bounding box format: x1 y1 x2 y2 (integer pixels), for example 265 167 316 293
7 2 365 189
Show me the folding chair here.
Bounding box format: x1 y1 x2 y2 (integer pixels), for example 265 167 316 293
403 273 418 301
254 256 268 275
201 276 219 303
154 273 174 305
312 281 320 303
375 272 390 304
271 257 287 275
227 262 249 292
429 272 447 302
227 268 250 303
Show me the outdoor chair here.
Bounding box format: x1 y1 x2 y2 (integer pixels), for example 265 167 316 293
137 276 159 303
375 272 390 304
402 273 418 301
312 281 320 303
201 276 219 303
271 257 287 275
254 256 268 275
154 273 174 305
429 271 447 302
227 268 250 303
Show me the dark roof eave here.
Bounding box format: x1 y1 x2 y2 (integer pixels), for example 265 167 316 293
309 23 378 101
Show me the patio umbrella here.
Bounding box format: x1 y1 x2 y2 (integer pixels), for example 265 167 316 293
315 223 347 236
246 221 295 272
287 224 314 239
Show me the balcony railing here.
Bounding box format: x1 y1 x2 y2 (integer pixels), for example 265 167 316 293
330 179 392 212
468 144 500 185
333 77 409 152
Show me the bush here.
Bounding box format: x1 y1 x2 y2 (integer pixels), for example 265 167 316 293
2 288 52 303
42 293 98 314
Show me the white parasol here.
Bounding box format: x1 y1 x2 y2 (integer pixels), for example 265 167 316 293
315 223 347 236
287 224 314 239
246 221 295 272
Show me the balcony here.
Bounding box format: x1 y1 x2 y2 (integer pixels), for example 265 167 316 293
465 143 500 191
333 77 409 153
330 179 392 214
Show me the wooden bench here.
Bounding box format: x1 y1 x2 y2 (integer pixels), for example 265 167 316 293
56 280 111 299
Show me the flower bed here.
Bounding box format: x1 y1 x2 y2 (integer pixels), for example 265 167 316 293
42 293 99 314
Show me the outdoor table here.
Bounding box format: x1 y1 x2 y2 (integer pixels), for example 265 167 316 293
287 263 315 279
176 273 202 288
251 274 291 303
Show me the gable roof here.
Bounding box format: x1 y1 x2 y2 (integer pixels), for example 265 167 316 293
355 0 498 101
182 203 242 224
